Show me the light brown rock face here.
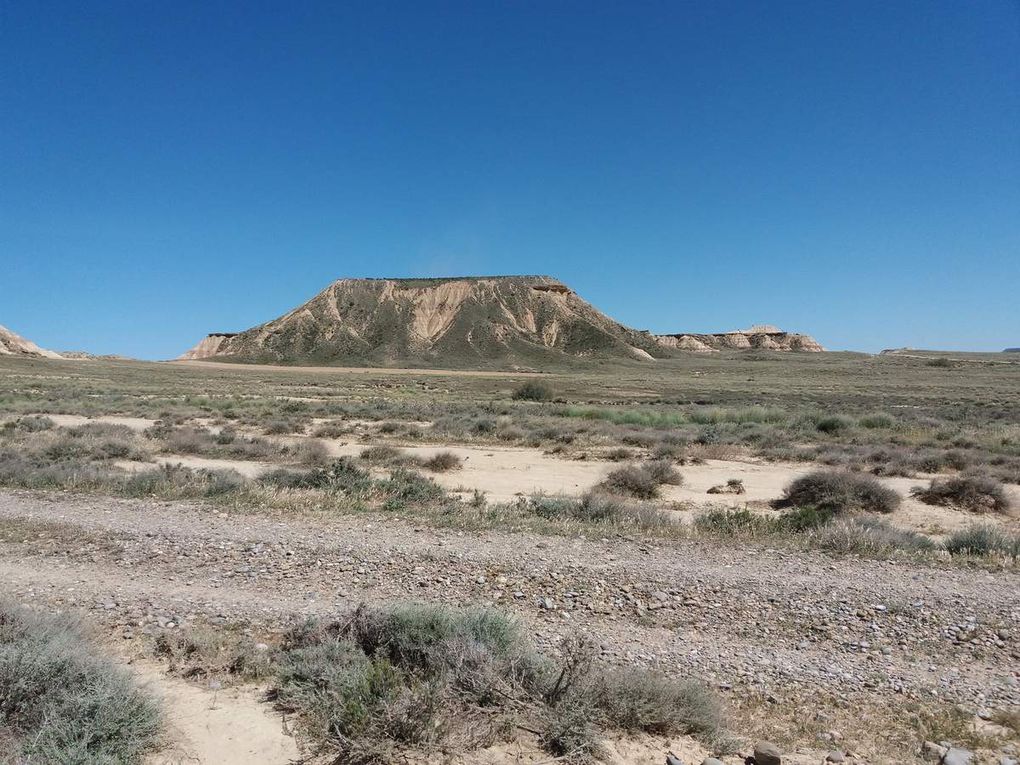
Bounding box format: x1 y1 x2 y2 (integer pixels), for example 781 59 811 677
0 324 62 359
177 276 667 367
653 327 824 352
177 333 236 360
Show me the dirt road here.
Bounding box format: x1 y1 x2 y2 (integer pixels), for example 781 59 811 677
2 489 1017 717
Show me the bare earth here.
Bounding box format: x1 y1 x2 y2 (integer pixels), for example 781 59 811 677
2 489 1017 764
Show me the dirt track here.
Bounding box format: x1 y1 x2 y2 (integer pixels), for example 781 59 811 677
2 489 1017 718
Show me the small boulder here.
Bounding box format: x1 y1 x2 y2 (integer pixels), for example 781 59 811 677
753 742 782 765
701 759 724 765
665 753 684 765
826 752 846 763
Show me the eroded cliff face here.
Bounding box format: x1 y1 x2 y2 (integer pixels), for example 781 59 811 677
177 334 236 360
652 328 824 352
177 276 667 367
0 325 63 359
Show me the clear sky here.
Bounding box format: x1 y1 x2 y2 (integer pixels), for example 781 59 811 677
2 1 1018 359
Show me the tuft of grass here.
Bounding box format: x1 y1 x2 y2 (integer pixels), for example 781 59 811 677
779 470 901 514
0 603 161 763
154 626 277 683
124 464 246 498
605 447 634 462
695 508 778 537
807 517 937 557
379 468 446 509
944 524 1020 558
911 475 1011 514
359 445 407 464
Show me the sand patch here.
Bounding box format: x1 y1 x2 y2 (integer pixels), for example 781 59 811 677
137 662 299 765
21 413 157 432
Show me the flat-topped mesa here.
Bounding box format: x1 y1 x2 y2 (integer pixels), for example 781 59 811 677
0 324 63 359
652 326 824 353
177 275 664 367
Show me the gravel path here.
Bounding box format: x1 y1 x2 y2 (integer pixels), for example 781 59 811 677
2 489 1018 718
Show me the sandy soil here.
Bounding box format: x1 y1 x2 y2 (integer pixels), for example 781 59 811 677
12 413 158 432
132 435 1019 536
137 662 300 765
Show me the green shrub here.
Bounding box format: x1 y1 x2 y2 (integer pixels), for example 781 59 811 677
694 508 777 536
380 469 446 509
780 470 900 514
0 604 161 763
859 413 895 429
816 415 853 435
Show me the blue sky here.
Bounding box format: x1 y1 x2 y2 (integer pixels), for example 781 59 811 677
2 1 1018 358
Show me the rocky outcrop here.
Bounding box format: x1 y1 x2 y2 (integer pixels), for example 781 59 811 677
652 326 824 353
178 333 238 361
0 324 62 359
178 277 667 367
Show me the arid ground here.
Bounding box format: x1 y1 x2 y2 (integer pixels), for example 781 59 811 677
1 351 1018 764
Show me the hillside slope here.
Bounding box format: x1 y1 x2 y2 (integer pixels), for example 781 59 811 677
179 276 667 367
0 325 62 359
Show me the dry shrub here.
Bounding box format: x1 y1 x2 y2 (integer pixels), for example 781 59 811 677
600 464 659 499
512 381 554 402
642 458 683 486
911 475 1011 514
779 470 900 514
423 451 461 472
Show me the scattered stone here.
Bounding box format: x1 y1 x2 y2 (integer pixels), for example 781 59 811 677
942 749 974 765
826 752 846 764
701 759 724 765
665 753 684 765
753 742 782 765
922 742 948 762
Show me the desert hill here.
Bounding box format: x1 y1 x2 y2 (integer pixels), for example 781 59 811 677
179 276 669 367
652 324 823 353
0 324 62 359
